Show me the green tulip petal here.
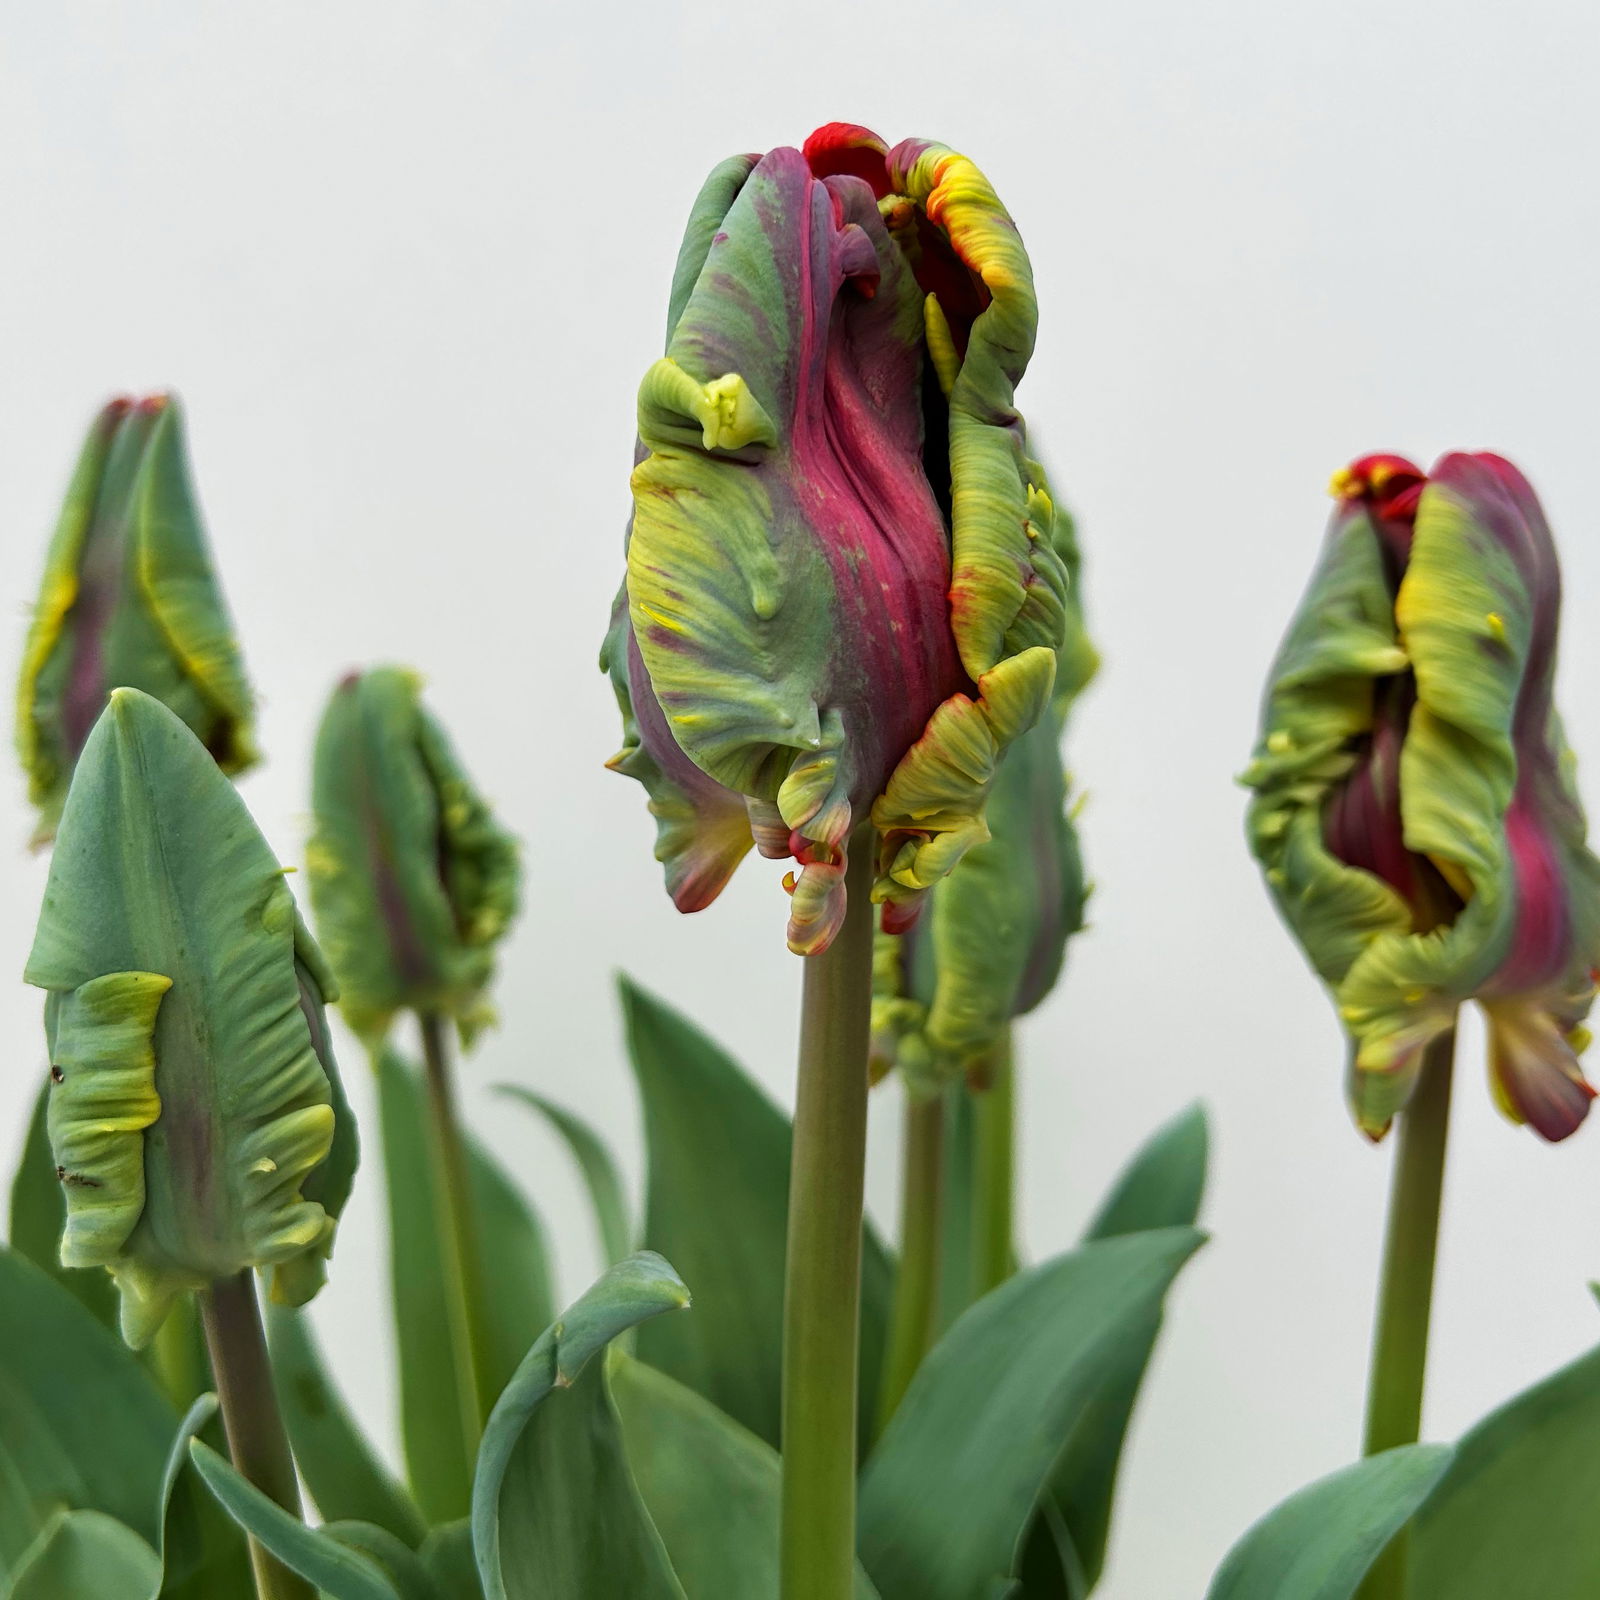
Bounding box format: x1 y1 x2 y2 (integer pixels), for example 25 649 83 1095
16 396 256 841
307 668 520 1049
26 690 347 1344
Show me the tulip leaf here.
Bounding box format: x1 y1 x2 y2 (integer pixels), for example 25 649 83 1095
376 1049 555 1524
267 1303 426 1545
1018 1104 1211 1595
621 976 894 1451
1410 1339 1600 1597
2 1508 160 1599
859 1227 1205 1600
7 1082 120 1332
325 1522 447 1600
0 1246 172 1572
1083 1103 1209 1244
496 1085 632 1265
147 1393 252 1600
1205 1444 1454 1599
417 1520 478 1600
471 1251 691 1600
610 1353 881 1598
188 1439 403 1600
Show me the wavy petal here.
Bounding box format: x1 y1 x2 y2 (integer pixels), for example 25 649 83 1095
26 690 346 1341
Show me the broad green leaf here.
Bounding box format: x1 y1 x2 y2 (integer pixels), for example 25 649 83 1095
7 1081 118 1331
1083 1104 1209 1244
1206 1444 1453 1600
146 1394 241 1599
497 1086 632 1266
859 1227 1204 1600
621 976 893 1451
0 1246 173 1571
417 1521 479 1600
471 1252 690 1600
612 1355 880 1599
268 1303 426 1545
327 1522 447 1600
2 1508 160 1600
188 1440 402 1600
376 1050 555 1523
1411 1340 1600 1597
1019 1104 1211 1595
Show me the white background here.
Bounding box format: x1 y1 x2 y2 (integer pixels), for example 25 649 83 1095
4 4 1599 1594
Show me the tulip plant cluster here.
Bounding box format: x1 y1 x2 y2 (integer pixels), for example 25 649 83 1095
6 122 1600 1600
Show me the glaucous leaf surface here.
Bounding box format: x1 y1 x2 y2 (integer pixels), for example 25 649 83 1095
0 1247 172 1574
858 1228 1204 1600
610 1354 880 1599
470 1253 690 1600
189 1440 403 1600
496 1086 632 1266
267 1303 426 1546
1205 1444 1453 1600
376 1051 555 1525
3 1508 160 1600
621 977 893 1452
1411 1339 1600 1597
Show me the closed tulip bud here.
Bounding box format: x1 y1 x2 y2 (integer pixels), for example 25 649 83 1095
305 667 520 1049
872 498 1097 1091
605 125 1071 955
1245 452 1600 1141
16 395 257 843
24 690 353 1347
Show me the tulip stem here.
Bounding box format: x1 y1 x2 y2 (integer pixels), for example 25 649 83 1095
419 1011 495 1447
1357 1028 1456 1600
199 1272 316 1600
971 1031 1016 1298
781 842 875 1600
876 1089 946 1436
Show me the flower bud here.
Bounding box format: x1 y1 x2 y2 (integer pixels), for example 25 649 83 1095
24 690 351 1346
872 498 1096 1091
16 395 257 842
608 125 1070 954
305 667 520 1048
1245 452 1600 1140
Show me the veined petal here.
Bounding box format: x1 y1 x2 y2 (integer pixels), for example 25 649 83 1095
601 592 753 913
1246 452 1600 1139
886 140 1052 682
306 668 520 1048
16 396 257 843
629 144 967 948
26 691 345 1342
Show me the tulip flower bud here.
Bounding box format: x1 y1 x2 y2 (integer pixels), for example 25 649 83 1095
607 124 1070 955
24 690 353 1347
872 497 1097 1091
305 667 520 1049
1244 452 1600 1140
16 395 257 843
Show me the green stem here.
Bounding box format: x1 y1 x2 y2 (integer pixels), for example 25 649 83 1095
419 1011 495 1444
780 841 875 1600
971 1030 1016 1299
1356 1029 1456 1600
875 1090 946 1435
199 1273 316 1600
